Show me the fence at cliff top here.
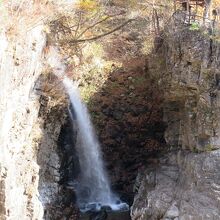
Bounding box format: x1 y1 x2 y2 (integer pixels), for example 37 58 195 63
172 9 220 34
171 0 220 34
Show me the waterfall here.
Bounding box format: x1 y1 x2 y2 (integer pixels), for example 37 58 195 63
63 77 118 210
47 47 128 212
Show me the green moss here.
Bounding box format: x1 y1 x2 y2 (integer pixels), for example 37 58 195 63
192 144 216 153
189 22 200 31
204 144 215 152
191 147 199 153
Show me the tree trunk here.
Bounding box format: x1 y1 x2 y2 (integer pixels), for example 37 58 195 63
203 0 212 23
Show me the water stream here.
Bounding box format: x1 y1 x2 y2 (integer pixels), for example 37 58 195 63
63 78 128 212
48 47 128 212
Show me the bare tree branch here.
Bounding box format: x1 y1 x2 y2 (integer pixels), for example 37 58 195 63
76 15 111 39
76 12 126 39
75 12 82 37
68 19 134 44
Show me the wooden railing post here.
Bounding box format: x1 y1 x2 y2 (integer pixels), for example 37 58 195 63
187 0 191 23
174 0 177 12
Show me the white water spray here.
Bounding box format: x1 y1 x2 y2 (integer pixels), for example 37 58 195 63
63 78 118 207
48 47 128 212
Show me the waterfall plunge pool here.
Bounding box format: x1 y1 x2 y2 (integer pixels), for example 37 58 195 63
79 201 130 220
79 201 129 213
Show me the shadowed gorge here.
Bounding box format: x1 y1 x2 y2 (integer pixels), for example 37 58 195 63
86 57 166 202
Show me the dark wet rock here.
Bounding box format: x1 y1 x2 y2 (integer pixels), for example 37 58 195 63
112 111 123 120
63 207 72 216
60 186 77 206
101 206 112 211
79 210 131 220
89 210 108 220
102 108 113 116
106 124 121 138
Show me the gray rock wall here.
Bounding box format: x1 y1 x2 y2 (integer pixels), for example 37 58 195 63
163 22 220 151
131 150 220 220
131 22 220 220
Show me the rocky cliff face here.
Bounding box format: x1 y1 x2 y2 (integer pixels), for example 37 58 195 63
131 21 220 220
0 26 70 219
131 150 220 220
163 22 220 151
0 26 47 220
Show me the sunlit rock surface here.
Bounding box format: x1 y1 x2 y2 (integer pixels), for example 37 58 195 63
0 26 46 219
